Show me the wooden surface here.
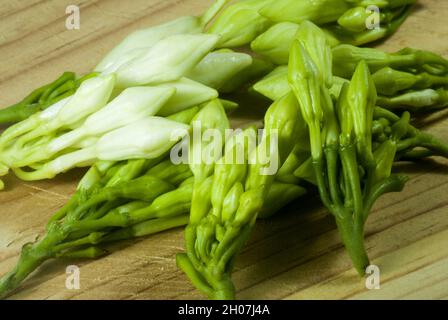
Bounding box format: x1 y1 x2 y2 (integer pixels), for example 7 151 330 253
0 0 447 300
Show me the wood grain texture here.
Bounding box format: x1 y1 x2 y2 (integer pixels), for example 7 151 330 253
0 0 447 300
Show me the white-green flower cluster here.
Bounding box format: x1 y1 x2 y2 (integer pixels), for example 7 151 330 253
0 1 257 188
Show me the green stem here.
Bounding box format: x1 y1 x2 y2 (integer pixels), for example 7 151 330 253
209 277 235 300
313 158 333 209
325 146 342 207
46 80 76 101
101 215 189 242
176 253 213 297
335 215 369 277
0 244 49 299
217 225 252 272
0 225 65 299
398 149 434 160
386 4 414 37
86 199 125 220
55 247 107 259
46 195 79 229
53 232 106 252
340 145 363 222
0 103 40 124
38 72 76 104
0 72 76 125
38 89 75 110
362 174 408 223
397 131 448 158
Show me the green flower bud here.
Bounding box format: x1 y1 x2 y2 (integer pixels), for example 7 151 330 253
372 139 397 184
259 0 350 25
208 0 272 48
96 16 203 73
293 158 317 185
221 182 244 222
234 189 264 226
56 74 116 127
96 0 230 72
95 117 190 161
288 38 325 159
337 82 354 146
48 86 176 154
253 65 289 101
187 50 253 90
252 22 340 64
377 88 448 110
220 57 274 93
346 60 377 159
338 7 371 32
115 34 220 87
251 22 299 64
158 78 219 116
295 21 333 87
372 67 418 96
332 44 391 78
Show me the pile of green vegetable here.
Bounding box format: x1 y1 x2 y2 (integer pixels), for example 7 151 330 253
1 0 447 299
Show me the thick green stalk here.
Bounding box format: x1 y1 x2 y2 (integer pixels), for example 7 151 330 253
0 224 65 299
335 215 369 276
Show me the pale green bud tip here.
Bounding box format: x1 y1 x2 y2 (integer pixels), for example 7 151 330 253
288 40 306 80
337 7 370 32
351 60 370 85
187 50 252 90
295 20 333 86
95 16 203 72
115 33 220 88
0 163 8 177
222 182 244 222
83 86 175 135
96 117 190 161
220 99 239 113
259 0 350 25
378 89 442 108
208 0 272 47
288 40 322 118
234 189 264 225
56 73 115 125
372 67 417 96
332 44 390 78
250 22 298 64
258 21 299 42
79 73 116 94
158 78 218 116
193 99 229 133
253 66 289 101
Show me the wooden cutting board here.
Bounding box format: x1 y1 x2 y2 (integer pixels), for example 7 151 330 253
0 0 447 300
